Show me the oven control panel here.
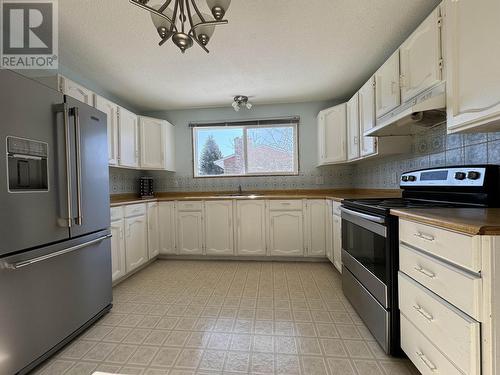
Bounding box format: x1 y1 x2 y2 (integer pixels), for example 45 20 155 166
400 167 486 187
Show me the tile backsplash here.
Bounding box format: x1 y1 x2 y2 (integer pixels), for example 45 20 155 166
110 125 500 194
353 125 500 189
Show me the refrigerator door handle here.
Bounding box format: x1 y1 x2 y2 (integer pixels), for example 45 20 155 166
71 107 83 226
58 103 73 228
1 234 112 270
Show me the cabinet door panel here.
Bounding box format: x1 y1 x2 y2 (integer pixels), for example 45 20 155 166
118 107 139 168
140 117 164 169
359 77 377 157
205 201 234 255
110 219 126 282
94 95 119 165
317 103 347 165
375 51 401 118
333 215 342 273
125 215 148 272
269 211 304 256
177 211 204 255
147 202 160 259
159 202 176 254
236 201 266 256
306 200 327 257
163 121 176 171
347 93 360 160
400 7 442 103
445 0 500 132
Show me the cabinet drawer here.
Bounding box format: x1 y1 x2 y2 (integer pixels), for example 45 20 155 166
269 200 303 211
400 244 481 320
110 206 123 221
177 201 203 211
124 203 146 218
399 272 480 375
400 219 480 272
401 314 463 375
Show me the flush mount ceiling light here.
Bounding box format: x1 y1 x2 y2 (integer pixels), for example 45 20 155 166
232 96 253 112
130 0 230 53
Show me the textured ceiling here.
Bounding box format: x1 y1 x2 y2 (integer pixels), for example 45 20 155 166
59 0 441 111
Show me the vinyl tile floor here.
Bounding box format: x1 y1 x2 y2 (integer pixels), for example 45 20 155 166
33 260 420 375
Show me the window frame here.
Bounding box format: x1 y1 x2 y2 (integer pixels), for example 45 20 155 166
192 123 300 178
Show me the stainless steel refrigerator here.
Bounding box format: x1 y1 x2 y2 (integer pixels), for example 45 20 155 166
0 70 112 375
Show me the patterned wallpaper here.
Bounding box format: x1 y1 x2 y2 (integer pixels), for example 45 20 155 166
109 125 500 194
352 125 500 189
109 165 354 194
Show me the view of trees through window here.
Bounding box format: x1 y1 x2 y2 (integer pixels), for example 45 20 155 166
193 125 298 177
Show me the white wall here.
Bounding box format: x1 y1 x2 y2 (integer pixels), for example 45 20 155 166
145 100 355 192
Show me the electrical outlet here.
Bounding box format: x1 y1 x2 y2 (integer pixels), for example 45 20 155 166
315 176 324 185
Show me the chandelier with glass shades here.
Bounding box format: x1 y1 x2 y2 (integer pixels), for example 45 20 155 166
130 0 230 53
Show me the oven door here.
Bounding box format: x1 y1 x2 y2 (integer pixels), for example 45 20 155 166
341 207 389 308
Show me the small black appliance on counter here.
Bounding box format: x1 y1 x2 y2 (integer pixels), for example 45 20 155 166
139 176 154 199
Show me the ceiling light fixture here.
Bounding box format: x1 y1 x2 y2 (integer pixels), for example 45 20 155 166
130 0 230 53
232 96 253 112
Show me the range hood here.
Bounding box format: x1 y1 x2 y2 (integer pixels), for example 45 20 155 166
365 82 446 137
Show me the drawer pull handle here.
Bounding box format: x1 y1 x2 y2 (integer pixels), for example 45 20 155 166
414 266 436 279
413 305 434 322
414 232 435 242
416 351 437 372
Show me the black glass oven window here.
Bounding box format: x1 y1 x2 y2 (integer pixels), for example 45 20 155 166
342 219 388 284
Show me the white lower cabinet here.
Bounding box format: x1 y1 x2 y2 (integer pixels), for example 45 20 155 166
332 213 342 273
147 202 160 259
177 210 204 255
110 218 126 282
204 201 234 255
236 200 267 256
124 214 148 273
268 210 304 256
305 200 327 257
159 202 176 254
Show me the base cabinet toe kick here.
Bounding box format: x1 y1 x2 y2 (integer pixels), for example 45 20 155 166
398 219 500 375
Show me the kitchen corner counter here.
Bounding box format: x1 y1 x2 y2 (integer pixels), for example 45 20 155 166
110 189 402 207
391 208 500 236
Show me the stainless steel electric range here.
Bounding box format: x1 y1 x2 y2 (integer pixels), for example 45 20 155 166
340 165 500 355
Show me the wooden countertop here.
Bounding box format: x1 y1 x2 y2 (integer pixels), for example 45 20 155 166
391 208 500 236
110 189 402 207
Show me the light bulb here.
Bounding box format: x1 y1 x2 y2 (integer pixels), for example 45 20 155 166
246 102 252 109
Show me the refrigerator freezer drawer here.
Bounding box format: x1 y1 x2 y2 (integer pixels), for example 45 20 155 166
0 233 112 375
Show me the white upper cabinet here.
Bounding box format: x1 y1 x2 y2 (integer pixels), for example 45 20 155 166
94 95 119 165
159 202 176 255
236 200 267 256
445 0 500 132
147 202 160 259
375 50 401 118
306 200 327 257
204 201 234 256
59 76 94 105
177 210 204 255
400 7 442 103
163 120 176 172
317 103 347 165
269 210 304 257
118 107 139 168
359 77 377 157
347 93 360 161
139 116 165 169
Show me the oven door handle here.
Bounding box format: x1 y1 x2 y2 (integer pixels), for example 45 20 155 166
340 207 386 224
